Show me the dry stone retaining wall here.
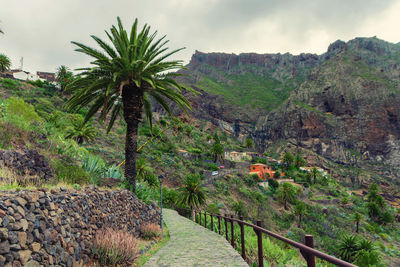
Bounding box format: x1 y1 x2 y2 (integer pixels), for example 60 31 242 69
0 187 160 266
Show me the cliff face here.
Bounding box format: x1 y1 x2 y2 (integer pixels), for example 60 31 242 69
180 37 400 172
255 37 400 167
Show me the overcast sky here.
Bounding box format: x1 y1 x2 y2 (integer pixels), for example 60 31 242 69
1 0 400 73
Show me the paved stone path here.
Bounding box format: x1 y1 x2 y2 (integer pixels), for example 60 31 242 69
144 209 248 267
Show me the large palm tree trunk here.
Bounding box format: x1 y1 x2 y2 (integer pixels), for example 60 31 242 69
122 86 144 194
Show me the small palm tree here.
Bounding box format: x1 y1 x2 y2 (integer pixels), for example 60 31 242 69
65 117 96 144
177 174 206 221
65 17 196 193
0 54 11 72
352 212 362 233
310 167 319 184
281 152 294 168
211 132 224 163
294 201 307 228
56 65 74 91
276 182 296 210
337 234 359 263
244 137 254 149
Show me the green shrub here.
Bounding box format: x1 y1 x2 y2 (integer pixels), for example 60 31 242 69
206 203 220 214
81 154 105 184
52 159 89 184
206 163 219 171
268 179 279 192
1 78 19 90
7 97 41 122
34 98 55 117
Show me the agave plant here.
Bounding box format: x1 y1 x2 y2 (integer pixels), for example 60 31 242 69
102 164 124 179
81 155 105 184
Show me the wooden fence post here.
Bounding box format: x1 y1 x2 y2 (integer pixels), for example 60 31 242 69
239 216 246 260
302 235 316 267
225 215 229 241
253 220 263 267
230 215 235 247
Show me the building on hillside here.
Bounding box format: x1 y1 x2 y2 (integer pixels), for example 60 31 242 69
299 167 328 177
225 151 262 162
249 163 285 181
37 71 56 82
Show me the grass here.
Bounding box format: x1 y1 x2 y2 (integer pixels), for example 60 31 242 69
135 225 170 266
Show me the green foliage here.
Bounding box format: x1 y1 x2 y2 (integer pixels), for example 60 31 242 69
206 162 219 171
177 174 206 210
34 98 56 118
268 179 279 192
244 137 254 148
294 154 306 168
103 165 124 179
52 159 90 184
206 203 220 214
337 234 381 265
81 154 105 184
56 65 74 91
281 152 294 168
244 175 257 187
0 54 11 72
65 116 96 144
232 200 246 217
1 78 19 90
7 97 41 123
276 182 297 210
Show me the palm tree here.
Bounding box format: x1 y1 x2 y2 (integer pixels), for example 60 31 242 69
65 117 96 144
244 137 254 149
352 212 362 233
276 182 296 210
177 174 206 221
211 132 224 163
56 65 74 91
294 201 307 228
337 234 359 263
0 54 11 72
310 167 319 184
281 152 294 168
65 17 195 193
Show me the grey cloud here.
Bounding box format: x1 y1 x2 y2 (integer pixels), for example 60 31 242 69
0 0 398 73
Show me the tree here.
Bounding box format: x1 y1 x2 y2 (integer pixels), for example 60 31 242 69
352 212 362 233
294 201 307 228
65 17 195 193
310 167 319 185
337 234 359 263
177 174 206 221
294 154 306 168
281 152 294 168
65 117 96 144
56 65 74 91
268 178 279 192
276 182 296 210
0 54 11 72
135 157 157 186
244 137 254 149
211 132 224 163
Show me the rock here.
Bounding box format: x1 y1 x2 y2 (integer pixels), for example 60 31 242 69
0 240 10 254
23 260 41 267
29 242 40 252
20 220 28 231
15 198 26 207
18 249 31 264
17 232 26 248
8 231 18 244
16 206 25 217
0 228 8 239
0 255 5 266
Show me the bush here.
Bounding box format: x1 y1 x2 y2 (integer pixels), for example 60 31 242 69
206 203 220 214
206 162 219 171
52 159 89 184
141 223 162 240
244 175 257 187
92 228 139 266
7 97 41 123
268 179 279 192
1 78 19 90
34 98 55 118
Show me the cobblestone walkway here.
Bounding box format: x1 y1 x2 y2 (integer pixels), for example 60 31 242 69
144 209 248 267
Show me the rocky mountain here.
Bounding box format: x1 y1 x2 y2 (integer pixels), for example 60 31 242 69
179 37 400 181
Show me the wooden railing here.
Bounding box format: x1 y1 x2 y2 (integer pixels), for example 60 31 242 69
178 209 357 267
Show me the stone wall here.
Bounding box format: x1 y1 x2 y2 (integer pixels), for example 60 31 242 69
0 187 160 266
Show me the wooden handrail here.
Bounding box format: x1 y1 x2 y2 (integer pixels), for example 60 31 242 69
179 208 356 267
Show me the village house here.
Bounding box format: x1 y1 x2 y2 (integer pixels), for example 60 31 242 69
249 163 285 181
224 151 262 162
